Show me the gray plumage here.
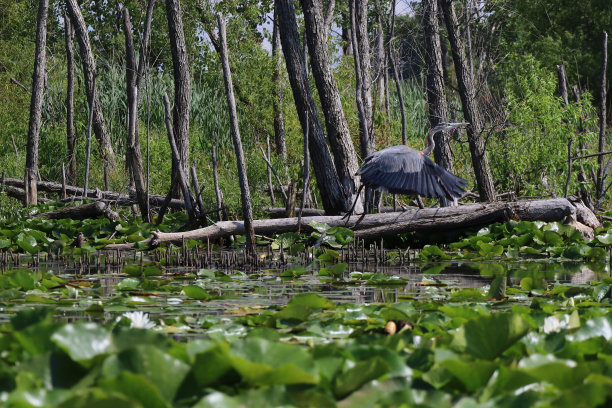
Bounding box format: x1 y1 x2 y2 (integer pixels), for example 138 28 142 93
356 123 469 201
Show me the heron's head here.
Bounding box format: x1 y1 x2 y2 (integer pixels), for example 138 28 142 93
433 122 470 133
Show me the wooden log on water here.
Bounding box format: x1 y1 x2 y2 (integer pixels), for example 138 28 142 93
104 198 595 250
35 201 120 221
2 177 184 209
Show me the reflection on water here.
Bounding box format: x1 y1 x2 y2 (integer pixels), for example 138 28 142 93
1 259 608 325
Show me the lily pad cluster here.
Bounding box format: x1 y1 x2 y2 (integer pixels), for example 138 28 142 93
1 285 611 407
421 220 612 261
0 202 188 254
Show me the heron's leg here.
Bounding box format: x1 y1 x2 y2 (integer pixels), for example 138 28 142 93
416 195 424 209
342 184 365 223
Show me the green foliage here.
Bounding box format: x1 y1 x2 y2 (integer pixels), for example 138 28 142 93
0 285 610 406
489 55 597 196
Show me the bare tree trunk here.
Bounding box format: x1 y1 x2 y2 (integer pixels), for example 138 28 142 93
64 12 76 186
353 0 375 157
66 0 115 168
212 145 228 221
217 14 256 256
341 10 353 56
373 0 386 109
123 8 149 222
386 1 406 145
163 93 196 222
136 0 156 93
165 0 191 199
423 0 453 173
557 65 573 198
266 133 275 205
441 0 496 202
275 0 350 214
25 0 49 206
300 0 361 211
271 9 287 162
597 31 608 203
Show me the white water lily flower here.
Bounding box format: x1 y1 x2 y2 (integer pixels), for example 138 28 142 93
542 315 570 334
122 311 156 329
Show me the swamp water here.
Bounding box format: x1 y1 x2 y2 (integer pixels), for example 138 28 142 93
1 251 608 334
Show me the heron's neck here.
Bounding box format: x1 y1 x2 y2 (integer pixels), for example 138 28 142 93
422 128 437 156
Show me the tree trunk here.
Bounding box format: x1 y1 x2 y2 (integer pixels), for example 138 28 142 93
217 14 256 256
271 8 287 162
441 0 496 202
136 0 156 93
25 0 49 206
162 93 196 223
373 0 386 109
64 12 76 186
386 0 406 145
35 201 120 221
165 0 191 199
3 177 185 209
123 8 149 222
353 0 375 157
104 198 594 250
275 0 349 215
65 0 115 168
300 0 361 211
423 0 453 173
597 31 608 203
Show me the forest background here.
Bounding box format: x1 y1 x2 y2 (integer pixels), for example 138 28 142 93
0 0 610 220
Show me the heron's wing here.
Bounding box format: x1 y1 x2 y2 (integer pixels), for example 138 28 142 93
357 146 467 200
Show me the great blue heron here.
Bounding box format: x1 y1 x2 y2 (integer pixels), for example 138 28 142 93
346 122 469 216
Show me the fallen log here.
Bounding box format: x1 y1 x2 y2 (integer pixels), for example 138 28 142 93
35 201 120 221
2 185 51 203
2 177 185 209
104 198 591 250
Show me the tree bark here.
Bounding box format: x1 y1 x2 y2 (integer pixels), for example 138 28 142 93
162 93 196 223
217 14 256 256
271 8 287 162
64 12 76 186
373 0 386 109
353 0 375 157
423 0 453 172
104 198 591 249
300 0 361 211
25 0 49 206
441 0 496 202
2 177 185 209
123 8 149 222
386 1 406 144
165 0 191 199
275 0 349 214
597 31 608 203
136 0 156 93
212 145 229 221
65 0 115 168
35 201 120 221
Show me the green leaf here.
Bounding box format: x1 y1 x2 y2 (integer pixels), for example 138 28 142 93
288 293 334 309
8 269 37 290
280 266 308 278
99 371 170 408
333 357 391 398
319 262 347 277
17 234 39 254
452 313 530 360
102 345 190 402
52 323 113 365
182 285 212 300
116 278 141 291
420 245 450 260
